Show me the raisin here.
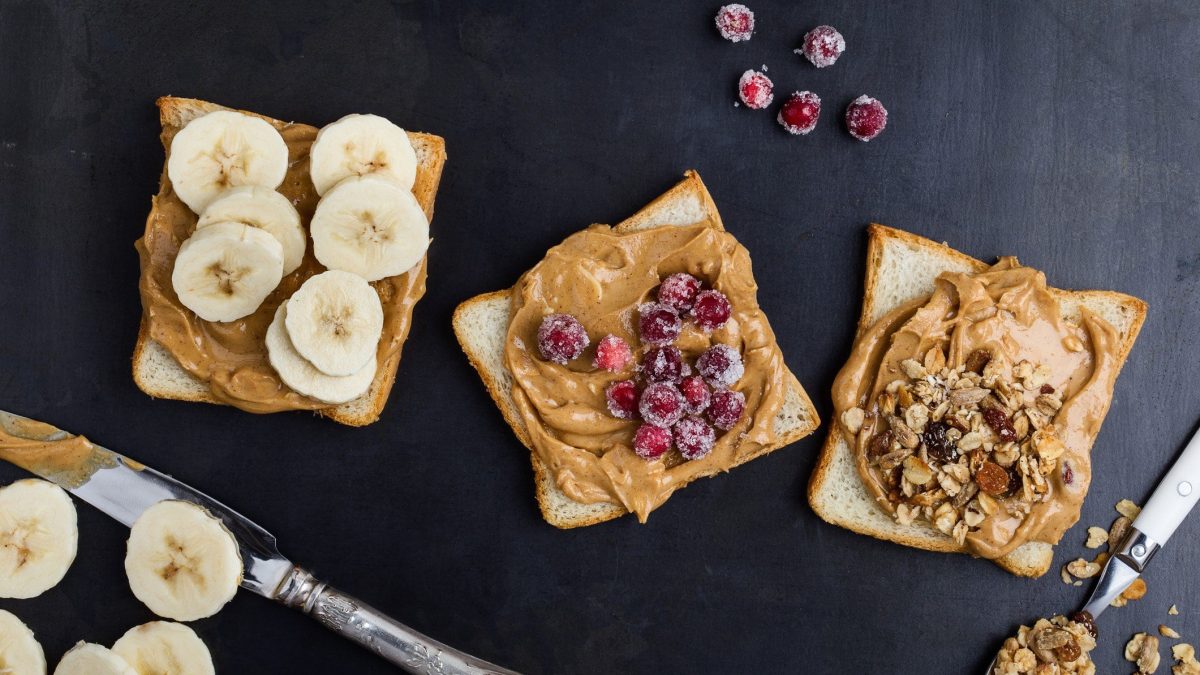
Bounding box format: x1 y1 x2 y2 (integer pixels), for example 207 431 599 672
1054 638 1082 662
982 407 1017 442
1069 611 1098 638
964 348 992 374
922 421 958 462
976 461 1010 495
868 430 894 457
1006 467 1023 496
1040 384 1055 395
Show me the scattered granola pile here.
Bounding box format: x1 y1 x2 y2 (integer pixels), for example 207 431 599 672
992 615 1097 674
844 348 1070 545
1125 603 1194 675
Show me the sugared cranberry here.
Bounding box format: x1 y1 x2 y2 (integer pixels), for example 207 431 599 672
593 334 632 372
633 423 673 459
639 382 685 427
537 313 589 364
638 303 682 346
708 389 746 430
658 273 702 312
642 345 686 384
674 416 717 460
692 290 732 331
605 379 639 420
696 344 744 389
714 4 754 43
845 95 887 142
778 91 821 135
798 25 845 68
679 375 712 414
738 70 774 110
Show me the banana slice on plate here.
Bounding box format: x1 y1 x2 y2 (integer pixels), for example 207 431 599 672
125 500 242 622
171 221 284 323
310 175 430 281
309 113 417 195
167 110 289 214
267 303 377 403
111 622 214 675
197 186 306 275
284 270 383 376
0 478 78 599
0 609 46 674
54 642 135 675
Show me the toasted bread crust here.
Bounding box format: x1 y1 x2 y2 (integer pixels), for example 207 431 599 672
132 96 447 426
807 223 1148 577
452 172 820 528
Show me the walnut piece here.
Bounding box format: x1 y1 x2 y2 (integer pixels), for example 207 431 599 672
1126 633 1161 674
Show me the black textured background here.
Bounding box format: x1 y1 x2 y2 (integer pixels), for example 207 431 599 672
2 1 1199 673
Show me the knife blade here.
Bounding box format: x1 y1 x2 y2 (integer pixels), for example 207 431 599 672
0 410 521 675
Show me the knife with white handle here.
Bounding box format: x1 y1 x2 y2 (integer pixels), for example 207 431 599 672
0 409 522 675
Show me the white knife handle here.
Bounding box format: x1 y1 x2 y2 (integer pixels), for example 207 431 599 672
277 568 521 674
1132 423 1200 546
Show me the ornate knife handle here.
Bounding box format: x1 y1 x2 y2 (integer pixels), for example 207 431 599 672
277 568 521 674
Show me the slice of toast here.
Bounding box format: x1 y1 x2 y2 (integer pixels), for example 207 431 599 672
807 224 1147 577
452 172 821 528
131 97 446 426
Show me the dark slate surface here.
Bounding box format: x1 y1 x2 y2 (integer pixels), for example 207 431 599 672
1 1 1198 673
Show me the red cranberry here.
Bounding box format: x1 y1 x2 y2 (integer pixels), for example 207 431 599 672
696 344 744 389
657 273 702 312
642 345 687 383
692 290 731 331
633 423 673 459
605 379 639 420
778 91 821 135
674 416 717 460
638 303 682 346
679 375 712 414
639 382 685 427
536 313 589 364
738 70 774 110
708 389 746 430
845 95 887 142
593 334 632 372
799 25 844 68
714 4 754 43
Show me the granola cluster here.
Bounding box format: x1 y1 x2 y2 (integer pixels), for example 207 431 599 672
993 615 1097 674
842 347 1071 544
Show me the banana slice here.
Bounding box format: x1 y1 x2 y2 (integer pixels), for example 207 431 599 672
197 186 306 275
309 113 417 195
54 642 135 675
310 175 430 281
125 500 242 622
111 622 214 675
266 303 377 403
167 110 289 213
284 270 383 376
0 609 46 675
171 221 284 323
0 479 78 599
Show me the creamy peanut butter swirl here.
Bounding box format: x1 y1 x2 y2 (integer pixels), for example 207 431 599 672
506 222 790 521
135 117 433 413
833 258 1121 559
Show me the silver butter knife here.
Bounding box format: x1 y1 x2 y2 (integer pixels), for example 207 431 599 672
984 420 1200 673
0 410 521 675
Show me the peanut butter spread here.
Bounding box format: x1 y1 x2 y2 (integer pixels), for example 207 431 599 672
833 258 1122 559
135 118 435 413
0 417 116 488
506 222 790 521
